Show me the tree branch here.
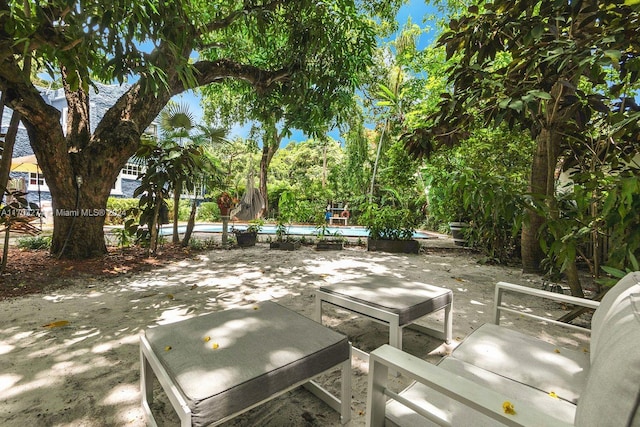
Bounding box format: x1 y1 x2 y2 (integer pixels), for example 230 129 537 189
188 59 293 95
200 0 287 35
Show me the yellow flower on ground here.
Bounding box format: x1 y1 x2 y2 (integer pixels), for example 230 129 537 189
549 391 558 399
165 346 172 351
204 336 211 342
503 401 516 415
212 342 219 349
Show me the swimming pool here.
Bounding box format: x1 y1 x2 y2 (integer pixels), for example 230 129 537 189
160 223 433 239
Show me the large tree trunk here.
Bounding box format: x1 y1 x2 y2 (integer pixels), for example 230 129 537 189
49 177 111 259
521 132 550 273
258 124 282 217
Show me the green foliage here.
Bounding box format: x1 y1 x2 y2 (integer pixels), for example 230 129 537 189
277 190 298 224
195 202 220 222
274 222 288 243
166 199 192 222
246 219 264 233
425 127 533 226
424 127 533 262
406 0 640 156
601 173 640 272
112 223 136 251
360 202 418 241
16 235 51 250
106 198 140 225
188 238 218 251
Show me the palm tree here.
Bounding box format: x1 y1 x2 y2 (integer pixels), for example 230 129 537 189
135 103 226 254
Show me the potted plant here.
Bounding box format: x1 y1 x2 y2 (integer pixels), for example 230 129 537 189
269 220 301 250
233 219 263 247
314 223 345 251
360 202 420 254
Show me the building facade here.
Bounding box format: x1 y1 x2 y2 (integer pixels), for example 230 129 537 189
2 83 156 212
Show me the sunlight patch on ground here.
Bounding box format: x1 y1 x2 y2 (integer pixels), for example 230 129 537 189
0 373 21 393
101 383 139 406
0 342 14 355
2 375 58 399
304 257 390 280
64 328 101 347
156 307 198 325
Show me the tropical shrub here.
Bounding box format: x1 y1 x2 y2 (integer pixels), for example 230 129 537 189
196 202 219 221
423 127 533 262
106 197 139 225
360 202 418 241
16 235 51 250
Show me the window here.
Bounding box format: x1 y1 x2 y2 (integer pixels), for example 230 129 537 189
121 163 144 178
29 173 45 186
27 172 49 192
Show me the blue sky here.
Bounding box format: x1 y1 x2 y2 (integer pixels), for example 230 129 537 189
175 0 439 146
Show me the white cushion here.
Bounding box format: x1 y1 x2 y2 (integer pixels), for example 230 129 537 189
590 271 640 362
575 291 640 426
449 323 589 403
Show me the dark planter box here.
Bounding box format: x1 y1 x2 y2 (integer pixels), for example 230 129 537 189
270 241 301 251
449 222 470 247
235 231 257 247
367 237 420 254
315 240 344 251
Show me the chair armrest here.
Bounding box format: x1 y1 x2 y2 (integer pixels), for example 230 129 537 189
493 281 600 332
366 345 573 427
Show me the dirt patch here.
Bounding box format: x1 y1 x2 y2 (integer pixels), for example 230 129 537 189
0 244 206 301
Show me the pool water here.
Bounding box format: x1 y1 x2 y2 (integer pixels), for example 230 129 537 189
160 223 433 239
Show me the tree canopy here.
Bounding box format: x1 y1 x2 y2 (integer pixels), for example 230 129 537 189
0 0 404 258
400 0 640 287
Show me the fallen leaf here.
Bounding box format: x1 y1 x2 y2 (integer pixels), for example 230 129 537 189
204 336 211 342
167 294 174 300
554 348 561 354
165 346 172 351
42 320 69 328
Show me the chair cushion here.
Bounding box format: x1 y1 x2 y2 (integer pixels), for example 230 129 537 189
575 292 640 427
590 271 640 362
449 323 589 403
144 301 349 427
385 357 576 426
319 275 452 326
